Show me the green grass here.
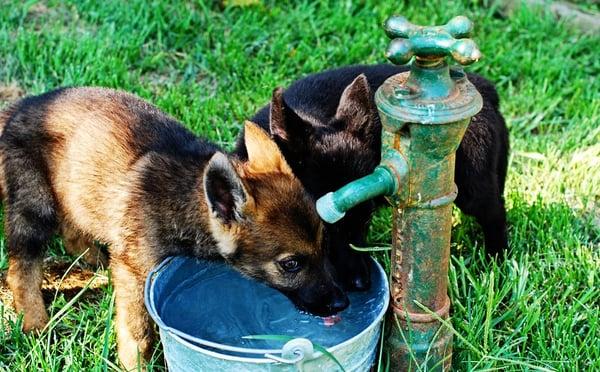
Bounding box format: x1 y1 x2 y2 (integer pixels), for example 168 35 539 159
0 0 598 370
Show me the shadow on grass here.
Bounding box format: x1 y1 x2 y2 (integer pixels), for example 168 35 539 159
452 192 599 258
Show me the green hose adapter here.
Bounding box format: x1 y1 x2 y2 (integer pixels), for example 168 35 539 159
316 150 408 224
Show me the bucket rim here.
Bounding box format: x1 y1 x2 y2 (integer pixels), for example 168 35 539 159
144 256 390 363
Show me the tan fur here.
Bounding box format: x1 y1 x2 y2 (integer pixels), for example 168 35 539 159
0 103 15 135
6 258 48 332
45 89 140 244
207 217 243 256
61 223 108 268
3 89 168 369
206 122 301 258
227 173 323 287
0 104 17 198
112 249 157 371
243 120 293 176
2 88 327 370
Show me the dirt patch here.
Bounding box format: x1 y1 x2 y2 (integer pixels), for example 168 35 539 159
0 258 109 318
498 0 600 34
27 2 51 18
23 1 96 35
0 83 24 105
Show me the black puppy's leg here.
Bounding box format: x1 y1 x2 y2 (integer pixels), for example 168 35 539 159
329 243 371 291
3 146 58 332
473 195 508 257
456 176 508 257
326 209 375 291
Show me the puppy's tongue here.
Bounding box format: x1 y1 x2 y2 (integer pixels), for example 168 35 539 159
322 314 342 327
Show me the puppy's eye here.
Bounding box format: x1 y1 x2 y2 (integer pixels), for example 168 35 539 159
278 257 302 273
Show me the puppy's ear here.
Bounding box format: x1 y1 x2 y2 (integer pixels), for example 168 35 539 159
270 88 313 143
244 120 293 175
335 74 377 138
204 152 249 224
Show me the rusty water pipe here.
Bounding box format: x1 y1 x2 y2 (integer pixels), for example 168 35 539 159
316 15 483 370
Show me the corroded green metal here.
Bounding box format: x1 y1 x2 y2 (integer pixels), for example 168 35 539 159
315 15 484 371
384 15 481 67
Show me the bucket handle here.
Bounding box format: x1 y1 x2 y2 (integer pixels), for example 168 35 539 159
264 338 314 371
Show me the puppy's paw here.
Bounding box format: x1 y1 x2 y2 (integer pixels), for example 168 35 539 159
21 308 49 333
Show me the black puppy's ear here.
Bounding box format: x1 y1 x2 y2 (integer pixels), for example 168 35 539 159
204 152 248 224
335 74 377 138
269 87 313 142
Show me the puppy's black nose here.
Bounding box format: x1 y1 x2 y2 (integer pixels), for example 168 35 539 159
329 293 350 313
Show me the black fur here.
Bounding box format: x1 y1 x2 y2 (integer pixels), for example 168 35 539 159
0 89 222 264
1 86 347 332
235 64 509 290
0 90 68 262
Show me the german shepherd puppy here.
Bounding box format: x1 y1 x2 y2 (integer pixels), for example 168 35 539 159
235 64 509 290
0 87 348 370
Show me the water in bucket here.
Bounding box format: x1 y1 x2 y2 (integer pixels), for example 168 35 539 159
156 259 387 350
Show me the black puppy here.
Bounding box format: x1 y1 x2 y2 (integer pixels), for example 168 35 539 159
235 64 509 291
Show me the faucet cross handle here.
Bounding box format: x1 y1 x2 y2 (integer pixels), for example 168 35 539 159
384 15 481 66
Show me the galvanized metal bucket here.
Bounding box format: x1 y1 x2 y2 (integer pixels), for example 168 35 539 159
145 256 389 371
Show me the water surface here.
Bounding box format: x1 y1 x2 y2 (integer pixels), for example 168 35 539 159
155 258 387 350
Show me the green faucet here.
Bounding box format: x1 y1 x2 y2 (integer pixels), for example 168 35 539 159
316 15 483 370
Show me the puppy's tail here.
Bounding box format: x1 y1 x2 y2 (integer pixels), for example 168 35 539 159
0 103 19 201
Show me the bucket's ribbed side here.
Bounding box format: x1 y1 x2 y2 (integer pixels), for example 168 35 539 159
161 325 381 372
160 329 295 372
